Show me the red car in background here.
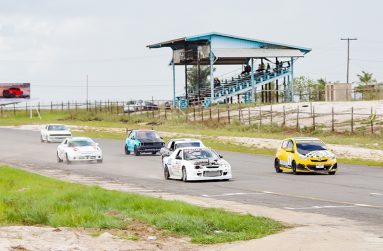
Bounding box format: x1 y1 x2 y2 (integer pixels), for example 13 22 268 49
2 87 24 98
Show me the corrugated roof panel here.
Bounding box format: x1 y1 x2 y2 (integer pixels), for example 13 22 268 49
213 48 304 58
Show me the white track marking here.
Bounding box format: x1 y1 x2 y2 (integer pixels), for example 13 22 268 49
284 205 357 210
370 193 383 196
201 192 271 198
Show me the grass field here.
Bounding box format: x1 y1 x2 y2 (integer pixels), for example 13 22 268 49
0 166 284 244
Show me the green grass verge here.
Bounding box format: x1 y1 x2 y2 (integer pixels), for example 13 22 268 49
0 166 284 244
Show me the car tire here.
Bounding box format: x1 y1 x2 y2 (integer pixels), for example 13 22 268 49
152 152 157 155
66 153 72 165
57 152 63 163
292 161 298 175
164 165 170 180
182 167 188 182
328 171 336 175
274 158 282 173
125 145 130 155
134 146 140 156
41 136 44 143
97 159 103 163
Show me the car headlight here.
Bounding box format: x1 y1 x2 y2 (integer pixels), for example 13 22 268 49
330 155 337 161
298 153 307 160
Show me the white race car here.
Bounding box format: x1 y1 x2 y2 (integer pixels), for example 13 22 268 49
57 137 103 164
41 124 71 143
162 147 232 181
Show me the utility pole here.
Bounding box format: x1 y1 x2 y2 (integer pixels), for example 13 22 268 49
340 38 357 84
86 74 89 110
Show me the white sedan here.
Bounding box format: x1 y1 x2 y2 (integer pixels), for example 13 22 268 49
57 137 103 164
41 124 71 143
162 147 232 181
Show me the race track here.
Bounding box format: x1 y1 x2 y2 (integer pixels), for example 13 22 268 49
1 128 382 232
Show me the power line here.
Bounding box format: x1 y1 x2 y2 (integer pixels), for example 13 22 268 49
340 37 357 84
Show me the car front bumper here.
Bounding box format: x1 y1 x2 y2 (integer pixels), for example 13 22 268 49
136 146 162 153
296 162 337 173
67 153 103 161
186 168 232 181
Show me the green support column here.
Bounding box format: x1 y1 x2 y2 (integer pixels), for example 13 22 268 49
251 58 255 102
290 57 294 102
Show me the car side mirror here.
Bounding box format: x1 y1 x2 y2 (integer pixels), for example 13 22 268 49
286 148 294 153
160 137 163 140
176 156 182 160
219 155 223 158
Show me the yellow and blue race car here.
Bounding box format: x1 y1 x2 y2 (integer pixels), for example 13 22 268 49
274 137 337 175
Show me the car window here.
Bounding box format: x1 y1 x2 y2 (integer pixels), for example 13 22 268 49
68 140 94 147
281 140 288 149
136 131 160 140
183 148 219 160
296 141 327 155
48 125 67 131
175 150 183 159
169 141 175 150
175 142 201 149
286 140 294 150
63 139 68 145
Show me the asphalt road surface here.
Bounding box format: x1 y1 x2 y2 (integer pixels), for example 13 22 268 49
1 128 382 232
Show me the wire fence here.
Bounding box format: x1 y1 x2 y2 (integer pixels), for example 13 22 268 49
0 100 382 134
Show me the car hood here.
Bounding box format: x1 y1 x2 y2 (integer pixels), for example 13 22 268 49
190 158 227 166
138 138 163 144
305 150 335 158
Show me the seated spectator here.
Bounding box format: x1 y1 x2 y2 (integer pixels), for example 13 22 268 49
266 63 271 72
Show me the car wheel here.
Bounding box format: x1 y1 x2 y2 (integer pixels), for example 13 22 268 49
274 158 282 173
182 167 188 182
41 136 44 142
97 159 103 163
66 153 72 165
164 165 170 180
124 145 130 155
328 171 336 175
134 146 140 156
292 161 297 175
152 152 157 155
57 152 63 163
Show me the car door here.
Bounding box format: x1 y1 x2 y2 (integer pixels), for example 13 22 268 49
42 125 48 140
58 139 68 159
171 149 183 178
278 140 288 167
285 140 295 168
127 131 136 151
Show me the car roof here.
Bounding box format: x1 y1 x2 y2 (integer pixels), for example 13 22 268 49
67 137 93 141
293 137 321 141
171 138 201 142
176 146 209 150
47 124 66 126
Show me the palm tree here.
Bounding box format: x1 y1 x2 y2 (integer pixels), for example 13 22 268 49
187 65 212 94
356 71 376 100
357 71 374 85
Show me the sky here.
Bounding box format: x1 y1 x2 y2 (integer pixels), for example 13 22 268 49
0 0 381 102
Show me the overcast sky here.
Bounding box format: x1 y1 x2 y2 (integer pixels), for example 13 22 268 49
0 0 381 102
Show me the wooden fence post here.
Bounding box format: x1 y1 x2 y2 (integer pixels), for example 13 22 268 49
259 107 262 126
248 106 251 125
13 104 16 116
38 102 41 113
25 103 28 116
217 105 220 122
270 105 273 125
61 101 63 112
283 105 286 127
296 105 299 130
331 107 334 132
50 101 53 112
227 105 230 124
371 106 374 134
312 106 315 131
193 106 196 121
209 106 212 120
68 101 70 111
351 107 354 133
201 106 204 121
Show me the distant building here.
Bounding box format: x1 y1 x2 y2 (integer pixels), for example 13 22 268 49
325 83 352 101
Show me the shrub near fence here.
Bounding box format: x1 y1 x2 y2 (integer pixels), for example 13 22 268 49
1 100 382 134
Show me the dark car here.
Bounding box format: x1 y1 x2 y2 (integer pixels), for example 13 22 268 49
124 129 164 156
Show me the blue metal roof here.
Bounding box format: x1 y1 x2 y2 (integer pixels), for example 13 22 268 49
185 32 311 54
148 32 311 55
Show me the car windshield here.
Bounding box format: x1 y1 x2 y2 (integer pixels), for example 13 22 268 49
183 149 219 160
296 141 327 155
175 142 200 149
48 125 67 131
136 131 160 140
68 140 94 147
